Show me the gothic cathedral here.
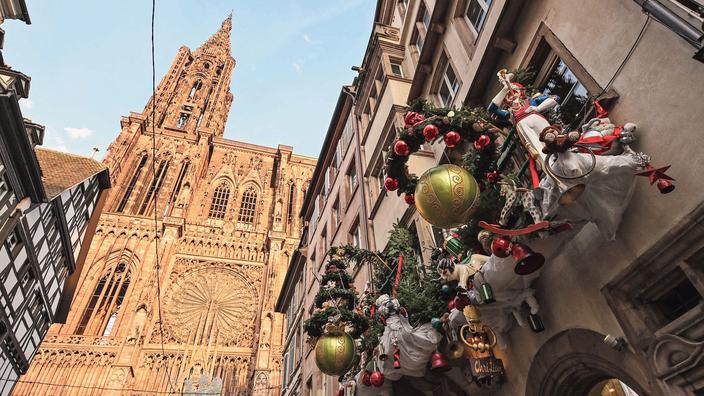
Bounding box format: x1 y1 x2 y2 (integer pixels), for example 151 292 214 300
16 16 315 395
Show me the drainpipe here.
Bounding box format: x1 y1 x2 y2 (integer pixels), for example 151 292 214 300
342 86 375 285
633 0 704 61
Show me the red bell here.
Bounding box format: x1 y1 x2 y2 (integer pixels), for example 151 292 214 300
491 237 511 258
512 242 545 275
361 370 372 386
657 178 675 194
370 371 385 387
392 345 401 369
430 351 452 372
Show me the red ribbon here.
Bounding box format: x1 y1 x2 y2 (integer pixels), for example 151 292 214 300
392 255 403 297
529 157 540 188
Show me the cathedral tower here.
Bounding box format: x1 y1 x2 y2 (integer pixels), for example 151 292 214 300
16 16 315 395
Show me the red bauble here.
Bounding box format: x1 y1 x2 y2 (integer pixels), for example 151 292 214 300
384 177 399 191
423 124 440 141
486 171 500 184
444 131 461 148
447 299 456 311
404 194 415 205
337 387 344 396
361 371 372 386
370 371 385 387
394 140 410 156
491 237 512 258
473 134 492 151
453 295 469 310
404 111 425 127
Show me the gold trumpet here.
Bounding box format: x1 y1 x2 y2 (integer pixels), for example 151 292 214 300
497 68 514 92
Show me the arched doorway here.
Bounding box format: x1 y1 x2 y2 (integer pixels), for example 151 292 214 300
526 328 656 396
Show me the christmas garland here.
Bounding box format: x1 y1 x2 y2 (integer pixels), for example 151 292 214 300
321 271 352 288
383 100 499 197
314 287 357 310
303 306 370 339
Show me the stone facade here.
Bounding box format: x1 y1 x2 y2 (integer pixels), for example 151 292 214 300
16 16 315 395
278 0 704 395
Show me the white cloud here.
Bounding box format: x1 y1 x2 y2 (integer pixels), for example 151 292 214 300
302 33 312 43
19 98 33 110
291 62 302 73
53 145 69 153
64 127 93 139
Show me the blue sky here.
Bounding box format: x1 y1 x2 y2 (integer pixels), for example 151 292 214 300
4 0 375 158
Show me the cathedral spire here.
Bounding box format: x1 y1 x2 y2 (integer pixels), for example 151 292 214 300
194 14 232 58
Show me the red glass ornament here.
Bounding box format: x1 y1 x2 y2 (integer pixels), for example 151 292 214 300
404 194 415 205
444 131 461 148
657 178 675 194
491 237 512 258
512 242 545 275
423 124 440 141
473 134 492 150
394 140 410 156
486 171 500 184
447 299 456 311
361 371 372 386
370 371 385 387
384 177 399 191
453 295 469 310
404 111 425 127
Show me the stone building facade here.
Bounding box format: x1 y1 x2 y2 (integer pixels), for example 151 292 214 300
0 4 111 395
276 86 375 396
16 16 315 395
278 0 704 395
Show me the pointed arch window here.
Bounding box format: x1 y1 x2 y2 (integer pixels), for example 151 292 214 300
188 80 202 99
167 160 190 211
77 262 131 335
138 159 170 215
287 183 296 224
237 186 258 225
208 182 230 220
116 153 148 213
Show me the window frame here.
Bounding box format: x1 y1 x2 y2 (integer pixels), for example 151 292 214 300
463 0 493 37
237 186 259 226
208 181 231 220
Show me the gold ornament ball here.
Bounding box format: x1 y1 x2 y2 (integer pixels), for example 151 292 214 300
314 332 356 376
414 164 480 228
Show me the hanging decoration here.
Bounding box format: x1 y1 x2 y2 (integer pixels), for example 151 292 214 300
318 66 674 394
413 164 481 228
315 331 357 376
304 247 370 376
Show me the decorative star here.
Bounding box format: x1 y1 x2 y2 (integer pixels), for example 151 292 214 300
635 164 675 184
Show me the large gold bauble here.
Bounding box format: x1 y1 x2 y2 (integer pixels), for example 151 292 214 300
414 164 480 228
314 332 356 376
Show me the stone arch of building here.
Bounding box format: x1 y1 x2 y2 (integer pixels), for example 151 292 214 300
526 328 657 396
